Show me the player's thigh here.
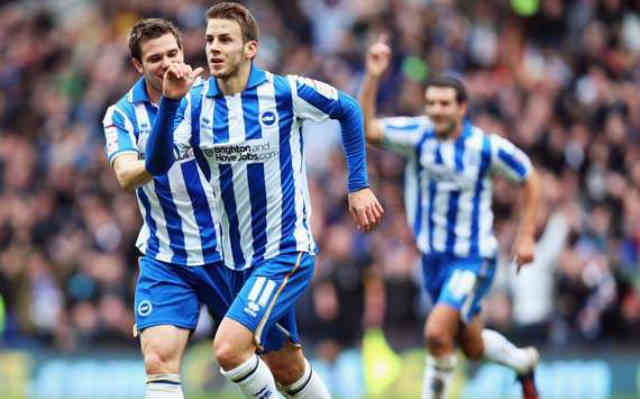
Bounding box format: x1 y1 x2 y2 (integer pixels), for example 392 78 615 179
225 252 314 353
140 325 191 373
134 256 201 336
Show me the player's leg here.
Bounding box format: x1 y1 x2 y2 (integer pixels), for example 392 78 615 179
422 304 459 399
135 256 202 398
460 316 539 398
420 254 458 399
192 260 282 398
455 257 539 399
261 311 331 398
213 253 315 398
140 326 190 398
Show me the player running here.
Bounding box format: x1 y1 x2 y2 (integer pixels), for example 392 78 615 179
359 36 541 399
144 3 383 399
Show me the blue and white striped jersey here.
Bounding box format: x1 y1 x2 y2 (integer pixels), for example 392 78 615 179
381 116 532 258
103 78 222 266
175 66 349 270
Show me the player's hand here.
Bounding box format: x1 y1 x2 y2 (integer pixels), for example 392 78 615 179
365 34 391 77
163 63 204 100
513 235 535 273
348 188 384 232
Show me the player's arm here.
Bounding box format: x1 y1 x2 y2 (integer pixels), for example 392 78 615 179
490 134 539 269
514 168 540 269
290 75 384 232
145 63 203 176
112 154 152 192
103 106 150 192
359 34 391 146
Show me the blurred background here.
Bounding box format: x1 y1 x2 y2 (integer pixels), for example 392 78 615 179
0 0 639 397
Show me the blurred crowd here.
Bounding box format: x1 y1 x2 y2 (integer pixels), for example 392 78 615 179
0 0 640 358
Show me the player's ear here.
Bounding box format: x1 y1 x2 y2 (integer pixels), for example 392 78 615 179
458 100 468 116
131 57 144 75
244 40 257 60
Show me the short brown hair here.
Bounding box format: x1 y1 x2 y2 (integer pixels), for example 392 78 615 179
426 75 468 104
128 18 183 61
206 2 259 43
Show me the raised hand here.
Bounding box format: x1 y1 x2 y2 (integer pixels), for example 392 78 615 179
348 188 384 232
365 33 391 77
163 63 204 100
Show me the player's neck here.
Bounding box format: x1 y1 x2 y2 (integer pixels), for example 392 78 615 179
145 82 162 105
437 121 464 141
217 61 252 96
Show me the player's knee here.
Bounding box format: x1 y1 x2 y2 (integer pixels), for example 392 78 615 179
214 338 249 370
425 326 454 355
143 348 176 375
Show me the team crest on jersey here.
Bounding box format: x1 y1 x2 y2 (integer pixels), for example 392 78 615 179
137 300 153 317
260 110 278 127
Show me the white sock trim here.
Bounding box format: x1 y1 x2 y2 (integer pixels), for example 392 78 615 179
146 373 181 384
429 353 456 370
283 358 312 395
220 354 260 382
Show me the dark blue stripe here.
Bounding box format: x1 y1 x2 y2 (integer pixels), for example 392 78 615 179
428 142 444 251
444 133 468 253
181 161 220 263
412 130 433 240
273 75 297 252
498 148 526 178
147 380 182 386
298 129 311 248
136 187 159 259
242 86 261 140
213 96 244 266
213 97 229 144
470 135 492 256
153 176 187 264
295 80 339 116
218 164 245 266
247 163 267 264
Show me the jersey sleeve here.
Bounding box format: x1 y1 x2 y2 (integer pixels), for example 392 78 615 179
103 105 138 166
288 75 342 122
489 134 532 183
379 116 428 158
172 93 194 160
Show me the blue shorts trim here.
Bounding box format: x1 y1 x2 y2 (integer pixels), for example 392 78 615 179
421 253 496 323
